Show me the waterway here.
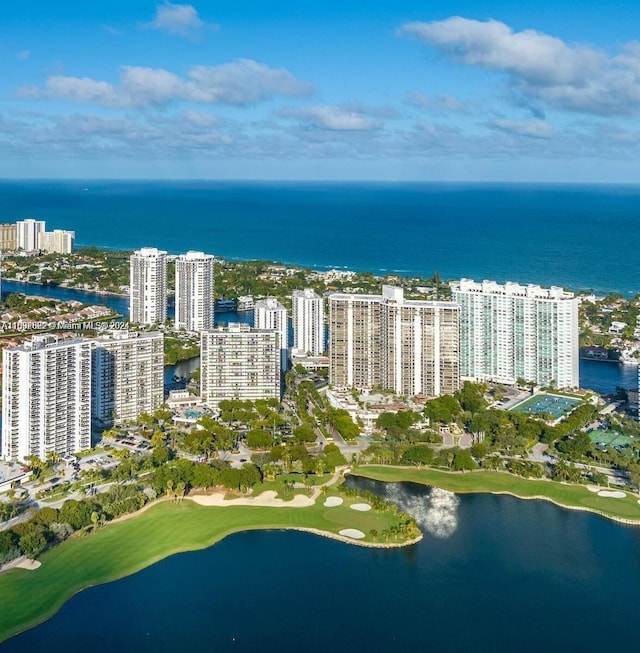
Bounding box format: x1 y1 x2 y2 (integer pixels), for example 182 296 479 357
3 479 639 652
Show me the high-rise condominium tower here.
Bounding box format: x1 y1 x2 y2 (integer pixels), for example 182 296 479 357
129 247 168 325
16 218 45 252
175 251 215 332
254 297 288 371
451 279 579 388
91 330 164 427
292 289 325 356
329 286 460 397
2 335 92 461
38 229 75 254
200 323 281 407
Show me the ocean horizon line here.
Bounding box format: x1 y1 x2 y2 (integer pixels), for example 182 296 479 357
1 178 640 189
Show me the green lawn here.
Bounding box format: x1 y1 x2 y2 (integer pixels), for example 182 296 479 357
352 465 640 522
0 494 406 643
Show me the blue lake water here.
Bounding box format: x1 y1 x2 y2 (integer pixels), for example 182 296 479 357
3 480 640 652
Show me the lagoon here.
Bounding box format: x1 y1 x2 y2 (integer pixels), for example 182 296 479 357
3 480 640 652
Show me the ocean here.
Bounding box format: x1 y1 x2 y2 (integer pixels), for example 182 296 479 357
0 180 639 294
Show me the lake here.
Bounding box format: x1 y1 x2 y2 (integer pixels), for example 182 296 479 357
3 479 639 652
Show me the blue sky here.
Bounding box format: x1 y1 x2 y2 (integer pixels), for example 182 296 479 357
2 1 640 181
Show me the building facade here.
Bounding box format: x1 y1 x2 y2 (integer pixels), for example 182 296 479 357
91 330 164 427
16 219 45 252
329 286 460 397
1 335 92 461
200 323 281 407
175 251 215 332
0 224 17 251
129 247 168 325
292 289 325 356
254 297 289 371
38 229 75 254
451 279 579 388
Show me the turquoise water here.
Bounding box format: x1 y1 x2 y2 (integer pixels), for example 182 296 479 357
1 181 640 294
3 480 640 652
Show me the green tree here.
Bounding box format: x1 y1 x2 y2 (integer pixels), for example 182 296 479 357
401 445 434 466
424 395 461 424
452 449 477 472
59 500 95 530
19 531 47 558
152 444 170 467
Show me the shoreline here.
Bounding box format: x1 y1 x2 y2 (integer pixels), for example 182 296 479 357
351 466 640 526
0 485 418 643
1 277 129 299
6 245 632 298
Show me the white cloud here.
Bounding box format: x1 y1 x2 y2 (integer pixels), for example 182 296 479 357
399 17 640 116
20 59 313 108
181 110 221 128
143 2 215 39
281 106 383 131
18 50 30 61
185 60 312 104
407 91 470 113
490 118 554 139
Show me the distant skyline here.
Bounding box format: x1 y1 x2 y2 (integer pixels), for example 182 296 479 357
2 1 640 181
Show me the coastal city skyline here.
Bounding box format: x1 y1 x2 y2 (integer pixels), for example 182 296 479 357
2 1 640 182
1 5 640 650
1 185 640 650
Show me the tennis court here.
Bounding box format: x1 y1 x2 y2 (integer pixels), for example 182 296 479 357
588 429 635 448
510 393 582 419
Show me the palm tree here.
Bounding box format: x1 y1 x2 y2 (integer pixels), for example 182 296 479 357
554 458 571 482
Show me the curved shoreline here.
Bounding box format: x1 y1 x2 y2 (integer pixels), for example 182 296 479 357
351 466 640 526
0 473 417 644
478 490 640 526
288 527 423 549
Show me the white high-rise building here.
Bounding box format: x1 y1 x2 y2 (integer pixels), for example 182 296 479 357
175 251 215 332
254 297 288 371
451 279 579 388
92 330 164 427
329 286 460 397
200 323 281 407
129 247 168 325
16 219 46 251
1 335 92 462
38 229 75 254
292 289 325 356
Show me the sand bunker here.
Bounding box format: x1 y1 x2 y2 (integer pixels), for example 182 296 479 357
350 503 371 512
18 559 41 571
597 490 626 499
586 485 601 493
191 490 314 508
324 496 344 507
339 528 365 539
